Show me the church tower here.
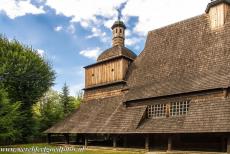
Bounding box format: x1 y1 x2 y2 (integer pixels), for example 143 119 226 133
112 20 126 47
83 18 136 100
206 0 230 29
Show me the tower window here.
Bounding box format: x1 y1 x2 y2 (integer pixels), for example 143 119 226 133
116 29 117 33
120 28 122 33
111 68 114 72
92 73 95 77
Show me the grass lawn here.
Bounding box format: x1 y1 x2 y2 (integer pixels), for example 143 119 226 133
0 143 145 154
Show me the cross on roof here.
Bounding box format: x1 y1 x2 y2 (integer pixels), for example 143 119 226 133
116 8 122 21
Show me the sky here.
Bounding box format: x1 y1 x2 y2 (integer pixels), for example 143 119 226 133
0 0 211 96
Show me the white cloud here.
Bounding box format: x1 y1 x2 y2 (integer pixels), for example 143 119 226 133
67 24 76 34
45 0 126 23
54 26 63 32
86 27 110 43
125 37 142 46
86 27 106 39
37 49 45 57
79 47 102 60
125 29 132 37
104 18 116 29
80 20 90 28
45 0 211 36
123 0 210 35
0 0 45 19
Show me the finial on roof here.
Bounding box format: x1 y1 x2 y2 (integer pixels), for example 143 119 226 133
116 8 122 21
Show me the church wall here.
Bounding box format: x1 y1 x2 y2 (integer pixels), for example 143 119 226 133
126 89 225 107
85 58 129 88
208 3 230 29
84 83 125 100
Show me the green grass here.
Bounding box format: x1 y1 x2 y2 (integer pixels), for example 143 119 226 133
0 144 145 154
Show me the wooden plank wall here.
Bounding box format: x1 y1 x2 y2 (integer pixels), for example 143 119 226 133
209 3 230 29
85 58 130 87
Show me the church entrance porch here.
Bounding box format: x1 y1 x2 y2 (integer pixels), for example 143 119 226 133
147 133 228 152
47 133 230 153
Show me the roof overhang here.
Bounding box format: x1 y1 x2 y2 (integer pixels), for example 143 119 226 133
83 80 126 90
84 55 134 69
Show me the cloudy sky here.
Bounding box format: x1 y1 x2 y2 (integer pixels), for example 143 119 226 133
0 0 211 96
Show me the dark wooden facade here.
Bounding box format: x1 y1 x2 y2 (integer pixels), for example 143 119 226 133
45 0 230 152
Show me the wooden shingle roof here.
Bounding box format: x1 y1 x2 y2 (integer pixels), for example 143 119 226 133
45 95 147 134
136 97 230 133
125 13 230 101
97 46 137 62
45 95 230 134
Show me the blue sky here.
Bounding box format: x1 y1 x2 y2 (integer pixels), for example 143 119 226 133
0 0 210 96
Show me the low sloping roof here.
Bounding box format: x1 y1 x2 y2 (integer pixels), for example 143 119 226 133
125 13 230 101
46 96 230 134
97 46 137 62
136 97 230 133
45 95 146 134
101 104 146 133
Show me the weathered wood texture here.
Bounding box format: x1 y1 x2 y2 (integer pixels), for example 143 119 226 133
112 21 125 46
145 135 149 151
227 136 230 153
85 58 129 87
85 89 123 101
125 9 230 102
113 37 124 47
208 3 230 29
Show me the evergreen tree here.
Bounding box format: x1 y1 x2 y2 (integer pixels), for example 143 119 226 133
60 83 71 116
0 88 21 145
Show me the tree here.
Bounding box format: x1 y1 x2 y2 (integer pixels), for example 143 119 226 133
60 83 73 116
73 90 83 109
33 89 64 133
0 87 21 145
33 88 83 135
0 36 55 142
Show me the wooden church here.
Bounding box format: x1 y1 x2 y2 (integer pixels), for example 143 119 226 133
46 0 230 152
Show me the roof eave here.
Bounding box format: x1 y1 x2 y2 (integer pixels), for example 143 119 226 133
84 55 135 68
83 80 126 90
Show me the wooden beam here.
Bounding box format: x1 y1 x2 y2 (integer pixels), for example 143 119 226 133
145 135 149 151
123 135 127 147
47 133 51 144
167 136 172 151
222 136 226 152
223 89 228 98
84 137 88 148
227 136 230 153
75 134 79 144
64 134 70 144
113 136 117 148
